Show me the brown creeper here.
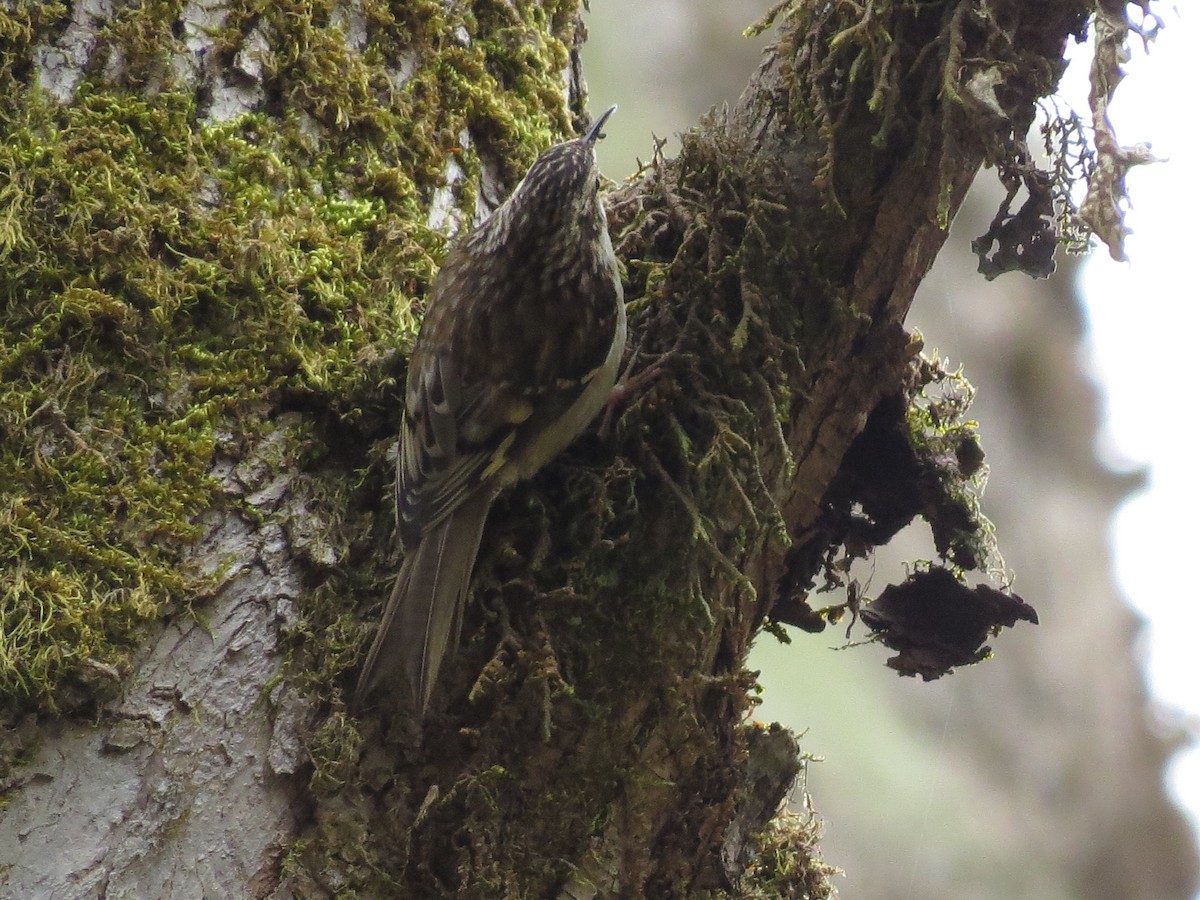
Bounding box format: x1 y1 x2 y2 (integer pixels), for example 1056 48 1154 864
354 107 624 715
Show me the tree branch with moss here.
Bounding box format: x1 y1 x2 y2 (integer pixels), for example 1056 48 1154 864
0 0 1151 895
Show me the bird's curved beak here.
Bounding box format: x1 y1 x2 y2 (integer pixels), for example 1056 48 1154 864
584 105 617 144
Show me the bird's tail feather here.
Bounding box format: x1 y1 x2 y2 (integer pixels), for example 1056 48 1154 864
353 491 493 714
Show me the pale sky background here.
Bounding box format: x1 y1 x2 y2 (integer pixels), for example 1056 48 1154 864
1064 11 1200 850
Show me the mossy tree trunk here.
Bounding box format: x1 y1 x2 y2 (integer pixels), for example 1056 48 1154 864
0 0 1130 895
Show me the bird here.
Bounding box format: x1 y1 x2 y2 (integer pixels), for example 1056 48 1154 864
353 106 625 716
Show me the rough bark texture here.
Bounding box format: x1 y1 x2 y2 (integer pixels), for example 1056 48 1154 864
0 0 1110 896
0 429 311 895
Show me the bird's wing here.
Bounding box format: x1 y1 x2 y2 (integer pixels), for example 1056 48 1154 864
395 349 515 540
395 243 621 542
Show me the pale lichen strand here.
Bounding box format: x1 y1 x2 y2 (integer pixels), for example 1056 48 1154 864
0 0 582 716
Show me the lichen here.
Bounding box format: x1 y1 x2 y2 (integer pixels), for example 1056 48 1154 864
903 352 1000 575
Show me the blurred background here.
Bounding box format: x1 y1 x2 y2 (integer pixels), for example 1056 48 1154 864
581 5 1200 898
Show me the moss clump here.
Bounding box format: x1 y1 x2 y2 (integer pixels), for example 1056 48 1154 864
733 808 840 899
0 0 583 716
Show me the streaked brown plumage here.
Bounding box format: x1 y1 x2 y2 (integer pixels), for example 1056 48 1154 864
354 107 624 715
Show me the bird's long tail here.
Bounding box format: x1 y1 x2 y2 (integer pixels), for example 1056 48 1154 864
353 490 493 714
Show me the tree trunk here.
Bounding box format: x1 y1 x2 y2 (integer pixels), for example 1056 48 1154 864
0 0 1126 896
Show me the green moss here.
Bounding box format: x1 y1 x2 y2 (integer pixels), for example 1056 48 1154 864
0 0 583 720
732 808 840 898
0 2 69 72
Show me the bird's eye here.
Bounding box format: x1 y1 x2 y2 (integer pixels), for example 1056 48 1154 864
594 176 601 192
